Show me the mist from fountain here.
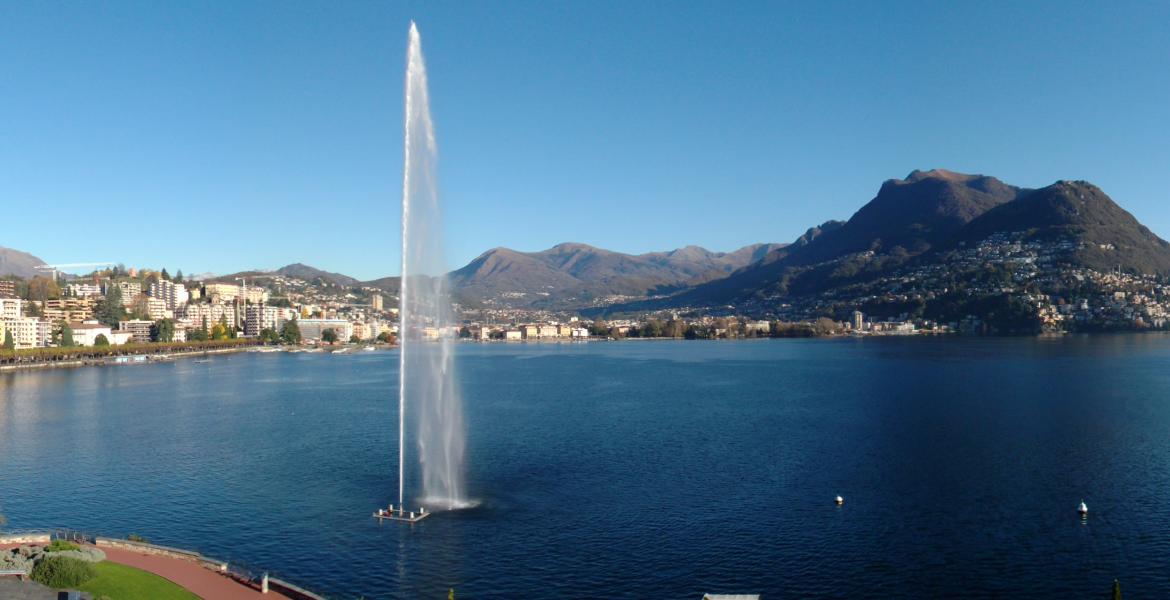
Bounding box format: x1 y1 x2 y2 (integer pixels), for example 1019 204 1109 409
399 22 467 510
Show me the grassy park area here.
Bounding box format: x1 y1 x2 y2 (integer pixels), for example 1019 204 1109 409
79 561 199 600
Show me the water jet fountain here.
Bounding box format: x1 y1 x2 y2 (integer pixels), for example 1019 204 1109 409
376 21 467 523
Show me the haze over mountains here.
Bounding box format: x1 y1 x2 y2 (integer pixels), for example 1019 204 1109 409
7 169 1170 317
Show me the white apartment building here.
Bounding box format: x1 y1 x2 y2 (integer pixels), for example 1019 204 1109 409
66 283 103 297
68 321 113 346
204 283 240 301
3 317 48 349
0 298 24 320
178 303 237 331
133 295 170 321
149 280 190 310
244 304 290 337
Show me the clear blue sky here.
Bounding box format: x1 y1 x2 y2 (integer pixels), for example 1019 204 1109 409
2 1 1168 280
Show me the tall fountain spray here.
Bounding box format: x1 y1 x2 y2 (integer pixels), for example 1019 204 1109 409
398 22 467 511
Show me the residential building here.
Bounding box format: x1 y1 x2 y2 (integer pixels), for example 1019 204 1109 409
295 318 353 342
109 330 134 345
68 321 113 346
538 324 560 338
2 317 47 349
118 320 154 344
745 320 772 334
66 283 102 297
0 298 24 320
112 280 142 307
42 298 96 323
0 280 15 299
178 303 236 331
243 287 269 304
204 283 240 302
371 294 383 311
244 304 287 337
35 319 51 348
132 295 170 320
852 310 865 331
571 328 589 338
504 329 522 341
520 324 539 339
149 280 189 310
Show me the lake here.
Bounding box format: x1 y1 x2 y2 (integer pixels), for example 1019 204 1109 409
3 336 1170 598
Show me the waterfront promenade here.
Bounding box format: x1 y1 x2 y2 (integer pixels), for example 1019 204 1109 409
1 537 304 600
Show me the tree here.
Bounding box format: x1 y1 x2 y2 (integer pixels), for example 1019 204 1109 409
94 334 110 347
349 334 361 344
160 268 170 281
187 329 209 342
377 331 395 344
280 320 302 345
210 321 230 341
322 328 339 344
589 318 609 336
60 322 74 347
27 276 61 302
3 330 13 350
151 319 175 343
259 328 282 344
94 284 126 326
174 269 184 283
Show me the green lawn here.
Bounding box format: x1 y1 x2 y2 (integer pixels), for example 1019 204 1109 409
77 561 200 600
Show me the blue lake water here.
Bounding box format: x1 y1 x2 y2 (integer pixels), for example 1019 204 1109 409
3 337 1170 598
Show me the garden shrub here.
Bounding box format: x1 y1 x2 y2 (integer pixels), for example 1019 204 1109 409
45 539 80 553
30 555 96 588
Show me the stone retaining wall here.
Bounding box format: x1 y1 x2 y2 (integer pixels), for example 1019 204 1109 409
0 534 50 545
94 538 227 572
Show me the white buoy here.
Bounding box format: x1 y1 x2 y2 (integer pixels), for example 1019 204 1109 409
1078 500 1088 516
835 495 844 505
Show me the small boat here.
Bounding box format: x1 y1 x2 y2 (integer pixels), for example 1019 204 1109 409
835 495 844 506
1078 500 1088 517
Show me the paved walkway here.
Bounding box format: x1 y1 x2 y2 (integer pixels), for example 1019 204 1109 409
0 578 60 600
98 546 291 600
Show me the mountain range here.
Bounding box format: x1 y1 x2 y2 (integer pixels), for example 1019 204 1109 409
5 168 1168 317
609 169 1170 313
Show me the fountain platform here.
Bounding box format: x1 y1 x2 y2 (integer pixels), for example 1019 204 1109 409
373 506 430 523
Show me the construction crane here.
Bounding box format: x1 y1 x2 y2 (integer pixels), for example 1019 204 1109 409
34 262 116 280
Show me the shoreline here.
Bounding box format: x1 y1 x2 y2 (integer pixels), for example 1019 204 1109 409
0 344 258 373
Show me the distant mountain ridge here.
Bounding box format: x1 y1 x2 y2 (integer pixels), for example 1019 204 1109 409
448 242 786 307
0 245 46 279
210 243 784 308
275 263 360 287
